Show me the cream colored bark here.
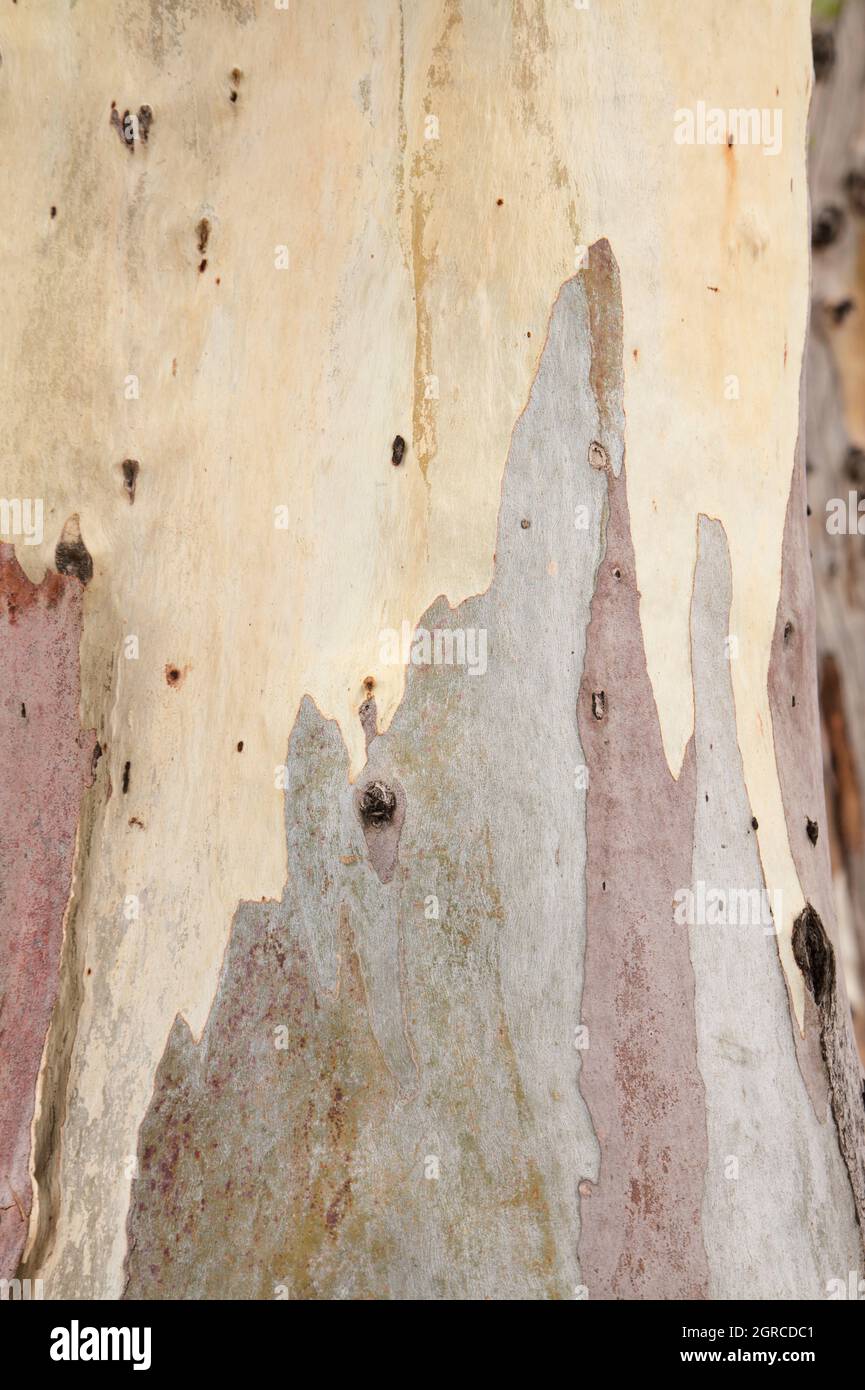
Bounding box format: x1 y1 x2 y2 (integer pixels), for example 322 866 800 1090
0 0 851 1300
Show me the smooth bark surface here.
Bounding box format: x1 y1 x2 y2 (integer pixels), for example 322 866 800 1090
0 0 861 1299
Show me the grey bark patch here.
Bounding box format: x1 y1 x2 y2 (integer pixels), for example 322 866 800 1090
123 256 611 1299
688 516 860 1298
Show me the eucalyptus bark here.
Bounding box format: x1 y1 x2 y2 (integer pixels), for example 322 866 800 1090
0 0 862 1301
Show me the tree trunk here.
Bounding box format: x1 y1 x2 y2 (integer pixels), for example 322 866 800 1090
1 0 863 1301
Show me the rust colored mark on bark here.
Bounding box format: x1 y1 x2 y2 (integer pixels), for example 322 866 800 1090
576 245 708 1298
165 663 189 690
0 545 95 1278
0 552 64 622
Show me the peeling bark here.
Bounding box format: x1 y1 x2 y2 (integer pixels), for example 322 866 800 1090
0 548 94 1280
0 0 861 1302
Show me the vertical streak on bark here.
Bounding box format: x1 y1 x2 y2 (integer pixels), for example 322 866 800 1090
578 466 708 1299
577 250 709 1299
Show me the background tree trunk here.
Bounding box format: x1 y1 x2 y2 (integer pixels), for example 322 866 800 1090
1 0 863 1300
809 0 865 1058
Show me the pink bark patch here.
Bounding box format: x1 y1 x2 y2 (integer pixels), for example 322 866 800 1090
0 545 94 1278
577 475 709 1299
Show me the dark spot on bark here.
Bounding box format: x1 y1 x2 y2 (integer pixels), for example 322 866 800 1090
391 435 406 466
592 691 606 720
359 779 396 826
230 90 238 102
166 665 182 687
50 205 57 218
806 817 819 846
783 620 794 645
122 458 139 503
55 536 93 584
613 566 621 579
236 741 243 752
792 904 835 1006
122 761 131 794
496 198 503 206
199 258 208 273
520 518 531 529
20 702 25 718
91 742 102 776
114 103 152 148
110 104 127 146
588 440 608 471
751 816 758 830
813 29 836 82
812 205 844 249
196 218 210 255
129 816 144 829
792 694 796 707
806 504 812 517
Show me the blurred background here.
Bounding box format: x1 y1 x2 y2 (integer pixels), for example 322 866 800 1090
809 0 865 1060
